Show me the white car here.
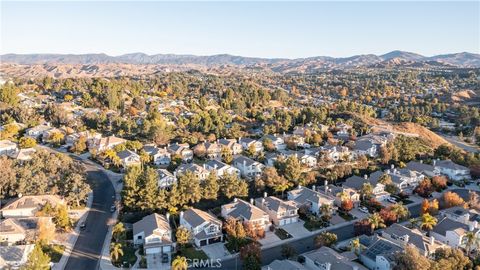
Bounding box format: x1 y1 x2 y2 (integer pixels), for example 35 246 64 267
359 206 369 213
387 197 397 203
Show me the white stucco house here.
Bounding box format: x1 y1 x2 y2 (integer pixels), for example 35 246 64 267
133 213 174 260
179 208 223 247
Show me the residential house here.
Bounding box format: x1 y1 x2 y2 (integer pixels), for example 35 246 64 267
1 195 64 218
0 140 18 156
204 159 240 177
360 236 403 270
343 175 390 201
441 206 480 228
179 208 223 247
304 246 368 270
218 138 243 155
434 160 471 181
91 135 126 152
0 244 35 269
221 198 271 231
143 145 171 166
167 143 194 163
133 213 174 258
117 150 141 168
175 163 210 181
431 217 479 249
382 224 444 256
323 184 361 207
10 148 36 161
232 156 265 179
0 218 26 245
287 186 335 215
24 123 52 140
41 127 67 143
385 166 425 192
352 139 377 158
238 137 264 154
157 169 177 189
262 259 308 270
405 161 439 178
261 134 286 151
65 130 102 148
193 142 222 159
255 194 299 226
320 145 351 162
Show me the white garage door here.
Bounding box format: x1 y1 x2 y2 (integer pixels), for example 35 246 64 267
146 247 161 255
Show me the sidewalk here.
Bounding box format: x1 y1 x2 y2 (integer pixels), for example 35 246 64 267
52 192 94 270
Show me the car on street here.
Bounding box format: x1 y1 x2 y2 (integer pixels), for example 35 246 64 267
359 206 369 213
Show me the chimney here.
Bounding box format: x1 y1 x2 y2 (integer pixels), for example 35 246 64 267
325 262 331 270
250 198 254 205
263 192 268 198
166 212 171 221
391 164 395 170
238 137 242 143
403 235 410 244
474 221 478 229
261 198 265 205
420 160 423 164
469 222 476 232
364 174 368 179
312 185 316 192
203 164 206 169
233 198 238 203
430 236 435 245
243 160 246 167
214 164 218 170
298 184 302 189
465 213 471 224
433 159 437 166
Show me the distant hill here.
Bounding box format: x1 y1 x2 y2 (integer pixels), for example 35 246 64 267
1 51 479 78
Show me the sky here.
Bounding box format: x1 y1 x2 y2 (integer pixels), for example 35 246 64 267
1 1 479 58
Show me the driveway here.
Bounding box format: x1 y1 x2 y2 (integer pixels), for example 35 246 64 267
146 253 171 270
201 243 230 259
258 231 281 246
281 220 310 238
350 209 369 219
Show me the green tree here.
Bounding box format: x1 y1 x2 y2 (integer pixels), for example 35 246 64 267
350 238 361 255
420 213 437 231
284 155 302 183
221 146 233 164
19 137 37 149
112 222 126 242
22 243 51 270
138 167 159 211
175 226 191 248
202 172 219 200
110 242 124 262
0 83 20 106
314 232 337 248
367 212 386 231
71 136 87 153
220 173 248 199
171 256 188 270
54 204 71 230
122 166 142 210
390 203 410 221
394 244 431 270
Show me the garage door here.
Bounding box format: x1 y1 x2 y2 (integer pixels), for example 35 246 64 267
200 240 208 246
146 247 161 255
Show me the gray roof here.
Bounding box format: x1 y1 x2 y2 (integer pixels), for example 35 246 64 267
354 140 375 151
406 161 435 174
182 208 222 228
205 159 229 170
233 155 258 166
133 213 171 238
222 199 268 221
157 169 174 179
0 245 33 263
288 186 335 206
368 171 384 185
383 224 436 254
362 237 402 262
344 175 369 190
263 259 308 270
436 160 469 171
432 217 472 237
117 149 139 159
304 246 367 270
255 196 297 213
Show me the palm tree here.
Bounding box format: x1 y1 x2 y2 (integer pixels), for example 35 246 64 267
390 203 410 221
112 223 126 241
350 238 361 255
171 256 188 270
464 231 479 254
367 213 386 231
110 242 123 262
409 217 420 228
420 213 438 232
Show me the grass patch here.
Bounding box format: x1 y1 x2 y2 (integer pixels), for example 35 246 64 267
177 245 209 260
303 219 329 231
42 244 65 263
338 212 354 221
225 238 254 254
112 243 137 268
274 228 292 240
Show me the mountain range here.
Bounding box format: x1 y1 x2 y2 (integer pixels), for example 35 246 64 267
1 50 479 68
1 51 479 78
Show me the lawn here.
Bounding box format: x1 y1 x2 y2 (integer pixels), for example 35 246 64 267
42 244 65 263
338 212 354 221
177 245 209 260
274 228 292 240
303 219 328 231
112 243 137 268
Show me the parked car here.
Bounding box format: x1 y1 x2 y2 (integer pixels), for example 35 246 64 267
359 206 369 213
387 197 397 203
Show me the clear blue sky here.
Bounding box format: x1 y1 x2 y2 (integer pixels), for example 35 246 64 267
1 1 479 58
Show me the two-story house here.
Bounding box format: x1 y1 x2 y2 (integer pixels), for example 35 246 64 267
254 194 299 226
157 169 177 189
133 213 174 259
117 150 141 168
204 159 240 178
261 134 286 151
221 198 271 231
91 135 126 153
179 208 223 247
434 160 471 181
0 140 18 156
218 138 243 155
1 195 65 218
167 143 194 163
238 137 264 154
143 145 171 166
193 142 222 159
232 156 265 179
175 163 210 181
287 186 335 215
431 217 479 249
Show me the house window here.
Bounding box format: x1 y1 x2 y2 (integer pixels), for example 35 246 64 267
137 235 143 240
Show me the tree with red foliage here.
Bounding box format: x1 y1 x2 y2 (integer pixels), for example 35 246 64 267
414 179 434 198
379 208 398 226
341 199 354 212
431 176 447 191
354 219 373 236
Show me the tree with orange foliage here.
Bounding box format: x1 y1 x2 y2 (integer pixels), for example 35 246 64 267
443 191 465 208
379 208 397 226
421 199 430 215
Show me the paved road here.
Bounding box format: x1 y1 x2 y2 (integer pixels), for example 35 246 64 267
437 133 479 153
64 163 115 270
